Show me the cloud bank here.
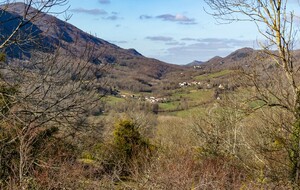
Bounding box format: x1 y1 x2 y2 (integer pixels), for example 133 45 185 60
140 13 197 25
146 36 174 42
98 0 111 4
70 8 107 15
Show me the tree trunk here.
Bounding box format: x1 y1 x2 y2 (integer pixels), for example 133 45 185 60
291 91 300 185
19 136 25 189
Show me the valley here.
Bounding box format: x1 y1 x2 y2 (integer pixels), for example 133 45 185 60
0 1 300 189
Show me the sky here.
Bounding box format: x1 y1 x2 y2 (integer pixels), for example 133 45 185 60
55 0 299 65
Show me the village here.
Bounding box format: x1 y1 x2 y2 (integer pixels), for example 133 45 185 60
116 80 226 105
179 81 225 90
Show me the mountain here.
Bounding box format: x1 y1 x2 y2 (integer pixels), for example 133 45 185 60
186 48 255 68
0 2 149 61
186 60 203 66
199 48 257 70
227 47 255 60
199 47 300 73
0 2 184 92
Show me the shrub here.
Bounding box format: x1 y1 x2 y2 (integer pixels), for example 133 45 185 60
100 119 154 178
113 119 152 161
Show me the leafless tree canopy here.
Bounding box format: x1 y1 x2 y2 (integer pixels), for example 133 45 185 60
205 0 300 184
0 1 109 188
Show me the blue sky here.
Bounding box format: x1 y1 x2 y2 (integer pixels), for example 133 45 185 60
61 0 298 64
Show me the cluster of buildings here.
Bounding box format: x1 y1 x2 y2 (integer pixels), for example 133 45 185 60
144 96 167 103
119 94 167 104
178 81 225 90
179 81 201 87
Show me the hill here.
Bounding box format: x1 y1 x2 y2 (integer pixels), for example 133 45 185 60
186 60 203 66
194 47 298 72
200 48 256 70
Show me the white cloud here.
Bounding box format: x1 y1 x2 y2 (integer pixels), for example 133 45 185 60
98 0 111 4
139 13 197 25
70 8 107 15
146 36 174 42
156 14 196 24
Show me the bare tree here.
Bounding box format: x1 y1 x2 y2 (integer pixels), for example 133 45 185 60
0 45 106 189
0 1 109 188
205 0 300 184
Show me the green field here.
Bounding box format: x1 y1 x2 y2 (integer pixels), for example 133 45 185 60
159 101 181 111
158 88 214 113
103 95 125 105
175 106 208 117
194 69 234 81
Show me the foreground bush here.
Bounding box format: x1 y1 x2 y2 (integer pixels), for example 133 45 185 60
97 119 154 178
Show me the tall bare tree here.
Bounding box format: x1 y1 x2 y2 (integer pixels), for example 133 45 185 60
205 0 300 184
0 1 108 188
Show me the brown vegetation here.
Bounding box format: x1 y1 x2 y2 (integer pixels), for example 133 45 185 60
0 0 300 189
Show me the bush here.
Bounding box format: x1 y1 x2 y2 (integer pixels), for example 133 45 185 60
100 119 154 177
113 119 153 161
